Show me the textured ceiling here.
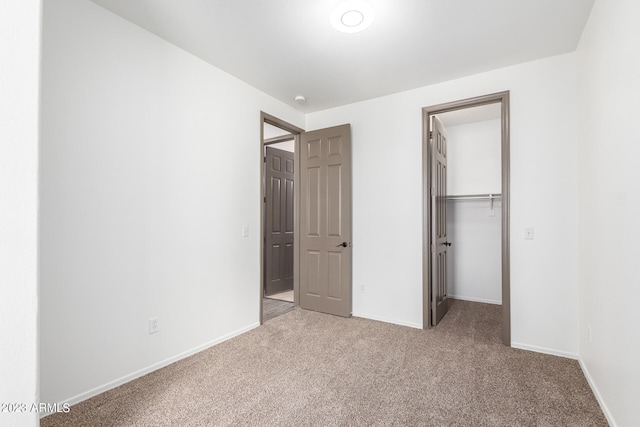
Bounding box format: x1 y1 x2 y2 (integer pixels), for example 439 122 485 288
89 0 594 113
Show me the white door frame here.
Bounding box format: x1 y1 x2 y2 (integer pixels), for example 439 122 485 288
422 91 511 346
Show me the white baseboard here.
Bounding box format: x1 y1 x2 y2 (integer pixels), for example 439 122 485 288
449 295 502 305
511 342 578 360
42 322 260 418
578 357 617 427
352 312 422 329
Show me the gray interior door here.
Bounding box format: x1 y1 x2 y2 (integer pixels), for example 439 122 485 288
431 115 450 325
265 146 295 296
299 124 352 317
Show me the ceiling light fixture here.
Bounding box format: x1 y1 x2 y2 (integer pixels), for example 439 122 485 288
330 0 375 34
294 95 307 104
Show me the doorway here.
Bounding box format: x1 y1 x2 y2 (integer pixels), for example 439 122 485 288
264 129 295 299
260 113 303 323
422 91 511 346
260 113 354 323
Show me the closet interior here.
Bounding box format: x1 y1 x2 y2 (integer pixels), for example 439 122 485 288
440 104 502 306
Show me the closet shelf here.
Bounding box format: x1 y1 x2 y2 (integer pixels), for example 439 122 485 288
446 193 502 201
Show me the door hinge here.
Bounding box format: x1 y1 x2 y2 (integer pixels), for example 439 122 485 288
429 131 433 140
263 196 266 203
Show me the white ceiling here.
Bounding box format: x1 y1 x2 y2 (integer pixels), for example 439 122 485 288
89 0 595 113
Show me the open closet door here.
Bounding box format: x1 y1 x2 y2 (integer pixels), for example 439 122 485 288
431 115 450 325
299 124 352 317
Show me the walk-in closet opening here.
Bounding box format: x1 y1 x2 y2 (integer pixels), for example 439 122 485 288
440 105 502 306
422 92 510 345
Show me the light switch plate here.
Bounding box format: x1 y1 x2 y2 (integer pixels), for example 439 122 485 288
525 227 534 240
149 317 159 334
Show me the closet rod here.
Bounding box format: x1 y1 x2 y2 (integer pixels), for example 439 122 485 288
446 193 502 200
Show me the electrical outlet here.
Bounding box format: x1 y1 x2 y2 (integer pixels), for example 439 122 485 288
360 284 365 293
149 317 159 334
587 324 592 343
241 225 249 237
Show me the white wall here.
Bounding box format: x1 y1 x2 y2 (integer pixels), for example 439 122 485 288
576 0 640 425
445 119 502 304
0 1 41 426
306 53 580 356
446 119 501 196
443 119 502 304
267 140 295 153
40 0 304 406
447 199 502 304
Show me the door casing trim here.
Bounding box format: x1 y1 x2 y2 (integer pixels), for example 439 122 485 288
422 91 511 346
260 112 304 324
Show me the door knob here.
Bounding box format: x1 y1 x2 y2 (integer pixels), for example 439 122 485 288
336 242 349 247
443 241 452 246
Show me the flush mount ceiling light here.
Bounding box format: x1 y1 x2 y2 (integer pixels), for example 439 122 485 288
330 0 375 34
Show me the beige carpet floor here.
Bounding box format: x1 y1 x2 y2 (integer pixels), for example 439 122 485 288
42 300 607 426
